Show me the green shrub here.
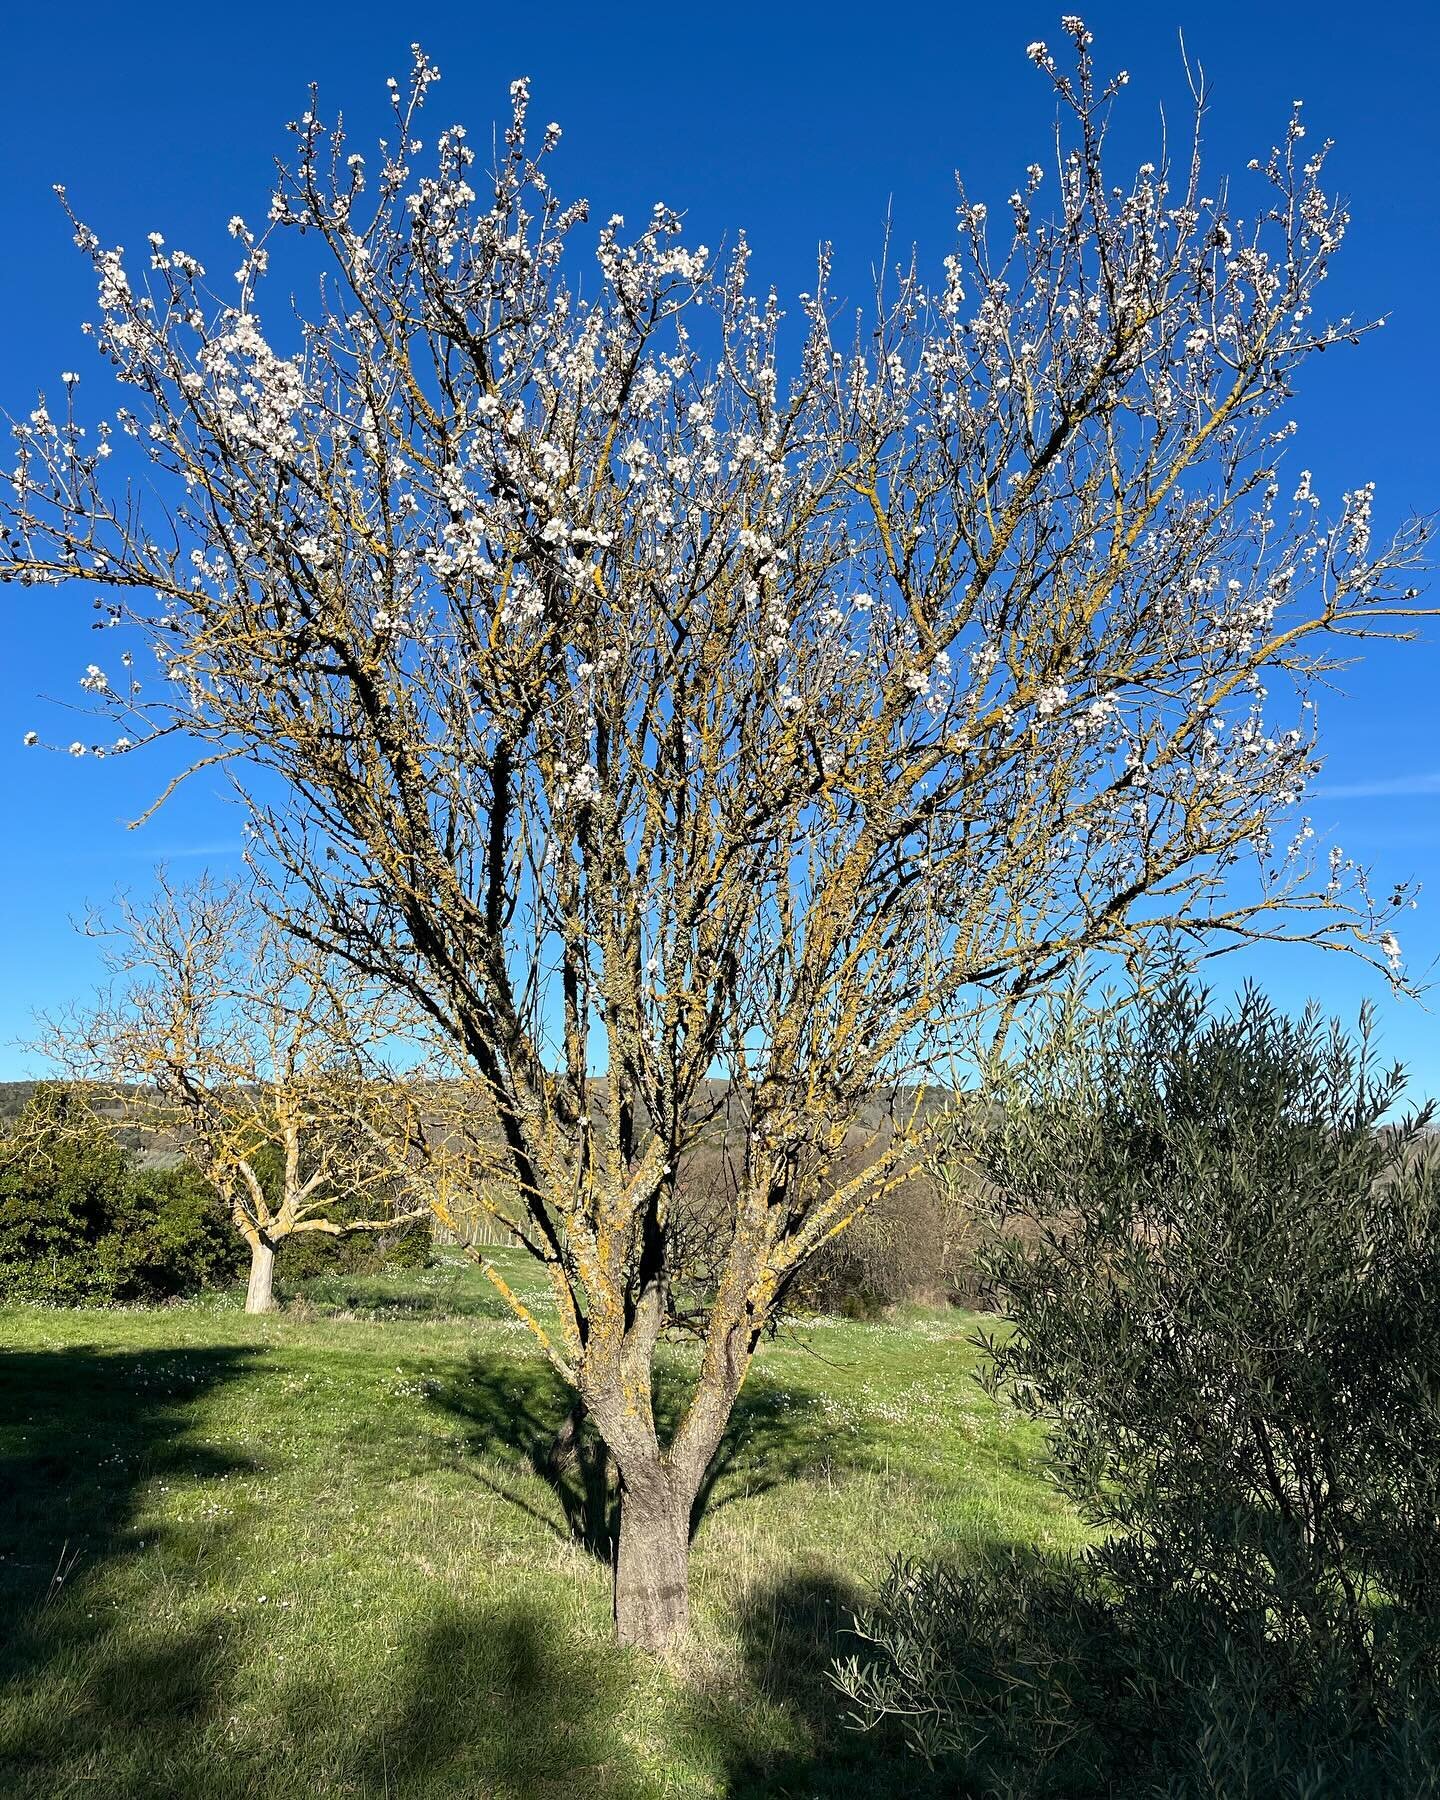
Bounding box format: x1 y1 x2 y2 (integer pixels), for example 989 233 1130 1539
381 1213 434 1269
838 1552 1440 1797
0 1086 242 1303
118 1163 246 1297
838 985 1440 1795
0 1085 135 1303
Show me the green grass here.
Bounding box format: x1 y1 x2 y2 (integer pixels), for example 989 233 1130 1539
0 1250 1083 1798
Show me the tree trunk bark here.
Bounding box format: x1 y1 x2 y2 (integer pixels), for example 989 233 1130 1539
612 1468 692 1651
245 1237 277 1314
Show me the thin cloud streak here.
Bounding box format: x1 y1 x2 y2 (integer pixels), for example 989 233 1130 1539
1312 773 1440 800
33 842 246 864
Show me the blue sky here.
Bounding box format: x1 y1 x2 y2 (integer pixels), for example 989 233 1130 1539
2 1 1437 1093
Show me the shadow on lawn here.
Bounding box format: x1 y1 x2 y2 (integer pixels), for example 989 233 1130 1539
330 1597 655 1800
277 1273 515 1323
0 1343 665 1798
0 1344 260 1789
432 1350 848 1560
0 1343 260 1612
0 1343 992 1797
335 1579 948 1800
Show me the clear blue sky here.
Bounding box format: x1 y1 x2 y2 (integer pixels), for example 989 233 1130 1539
2 1 1437 1094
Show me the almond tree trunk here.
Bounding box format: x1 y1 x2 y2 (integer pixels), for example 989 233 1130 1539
612 1462 693 1651
245 1236 277 1314
593 1253 757 1650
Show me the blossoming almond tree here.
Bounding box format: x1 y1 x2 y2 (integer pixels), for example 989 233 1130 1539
4 21 1431 1645
41 872 425 1313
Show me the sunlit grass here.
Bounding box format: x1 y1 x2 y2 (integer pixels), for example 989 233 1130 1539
0 1250 1081 1797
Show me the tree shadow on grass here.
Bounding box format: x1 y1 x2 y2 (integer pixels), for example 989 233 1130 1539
291 1578 942 1799
0 1342 1078 1798
311 1597 652 1800
0 1343 652 1799
430 1351 848 1561
0 1344 260 1792
4 1617 250 1798
688 1567 959 1800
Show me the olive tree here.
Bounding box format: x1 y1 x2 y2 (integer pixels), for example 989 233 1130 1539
4 22 1429 1645
838 986 1440 1793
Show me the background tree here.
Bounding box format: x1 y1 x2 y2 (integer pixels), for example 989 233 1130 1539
43 874 424 1313
3 22 1430 1645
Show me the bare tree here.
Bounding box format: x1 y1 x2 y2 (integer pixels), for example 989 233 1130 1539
4 22 1430 1644
42 873 424 1312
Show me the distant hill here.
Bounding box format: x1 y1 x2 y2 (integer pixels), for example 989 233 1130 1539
0 1081 47 1125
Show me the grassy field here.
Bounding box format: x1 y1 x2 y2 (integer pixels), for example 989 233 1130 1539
0 1249 1083 1798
